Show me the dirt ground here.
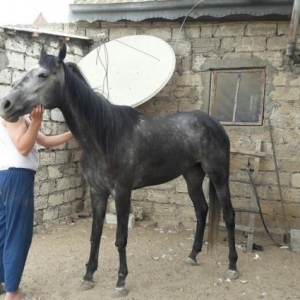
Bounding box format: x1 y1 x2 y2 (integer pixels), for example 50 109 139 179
1 218 299 300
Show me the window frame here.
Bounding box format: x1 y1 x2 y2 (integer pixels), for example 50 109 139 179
209 68 266 126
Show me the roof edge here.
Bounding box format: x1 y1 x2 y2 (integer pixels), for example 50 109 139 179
0 25 93 41
69 0 294 22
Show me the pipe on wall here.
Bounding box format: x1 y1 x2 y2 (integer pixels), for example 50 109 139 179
286 0 300 61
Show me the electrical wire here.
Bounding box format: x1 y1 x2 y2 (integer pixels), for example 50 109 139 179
94 36 163 101
173 0 205 50
113 39 160 62
95 37 110 100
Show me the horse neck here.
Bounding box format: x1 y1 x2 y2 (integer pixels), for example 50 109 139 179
59 88 105 155
58 70 140 160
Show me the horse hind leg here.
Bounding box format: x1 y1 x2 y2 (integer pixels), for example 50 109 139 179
211 179 239 280
81 188 109 290
183 164 208 266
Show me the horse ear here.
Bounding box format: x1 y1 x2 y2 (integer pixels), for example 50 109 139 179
57 43 67 64
39 45 47 61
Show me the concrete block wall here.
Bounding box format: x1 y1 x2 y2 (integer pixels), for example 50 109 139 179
0 28 91 228
35 20 300 233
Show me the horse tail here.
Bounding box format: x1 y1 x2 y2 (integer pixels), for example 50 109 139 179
207 181 221 251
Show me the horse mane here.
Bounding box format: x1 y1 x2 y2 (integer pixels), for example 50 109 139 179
40 55 141 160
65 62 88 83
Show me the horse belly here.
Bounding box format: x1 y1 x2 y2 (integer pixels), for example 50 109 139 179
132 157 195 189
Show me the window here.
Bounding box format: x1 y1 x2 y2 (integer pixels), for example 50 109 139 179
209 69 265 125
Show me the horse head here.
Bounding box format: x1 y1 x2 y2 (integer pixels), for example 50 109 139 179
0 43 67 122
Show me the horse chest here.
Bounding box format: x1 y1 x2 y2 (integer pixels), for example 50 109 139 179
80 156 115 189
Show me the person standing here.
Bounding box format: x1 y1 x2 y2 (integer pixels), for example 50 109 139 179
0 104 73 300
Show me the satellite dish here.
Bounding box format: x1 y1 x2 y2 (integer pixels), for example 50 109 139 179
77 35 176 107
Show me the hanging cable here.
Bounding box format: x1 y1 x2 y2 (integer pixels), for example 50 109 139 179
173 0 205 51
95 33 110 99
243 167 288 247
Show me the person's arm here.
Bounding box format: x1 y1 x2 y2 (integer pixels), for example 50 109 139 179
36 130 73 148
5 105 44 156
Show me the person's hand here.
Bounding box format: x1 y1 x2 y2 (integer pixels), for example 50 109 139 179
30 104 44 125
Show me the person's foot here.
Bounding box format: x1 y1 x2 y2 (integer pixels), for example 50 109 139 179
5 290 24 300
0 283 5 294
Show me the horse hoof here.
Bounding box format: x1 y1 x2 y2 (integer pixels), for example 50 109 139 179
80 280 95 291
113 286 129 298
186 257 198 266
226 269 239 280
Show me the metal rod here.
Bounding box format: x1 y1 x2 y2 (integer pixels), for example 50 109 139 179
232 73 241 122
267 118 290 243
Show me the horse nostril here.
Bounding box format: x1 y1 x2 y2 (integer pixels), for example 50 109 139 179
3 99 11 110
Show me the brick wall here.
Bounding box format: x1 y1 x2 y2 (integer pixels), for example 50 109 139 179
8 19 300 234
90 20 299 233
0 29 90 229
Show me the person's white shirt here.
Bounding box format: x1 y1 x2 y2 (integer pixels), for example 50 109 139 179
0 117 39 171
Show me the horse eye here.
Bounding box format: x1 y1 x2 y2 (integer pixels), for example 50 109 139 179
39 73 48 79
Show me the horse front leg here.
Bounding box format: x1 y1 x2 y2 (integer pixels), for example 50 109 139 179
80 187 109 290
114 189 131 297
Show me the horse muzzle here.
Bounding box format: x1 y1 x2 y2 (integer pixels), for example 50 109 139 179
0 98 21 122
